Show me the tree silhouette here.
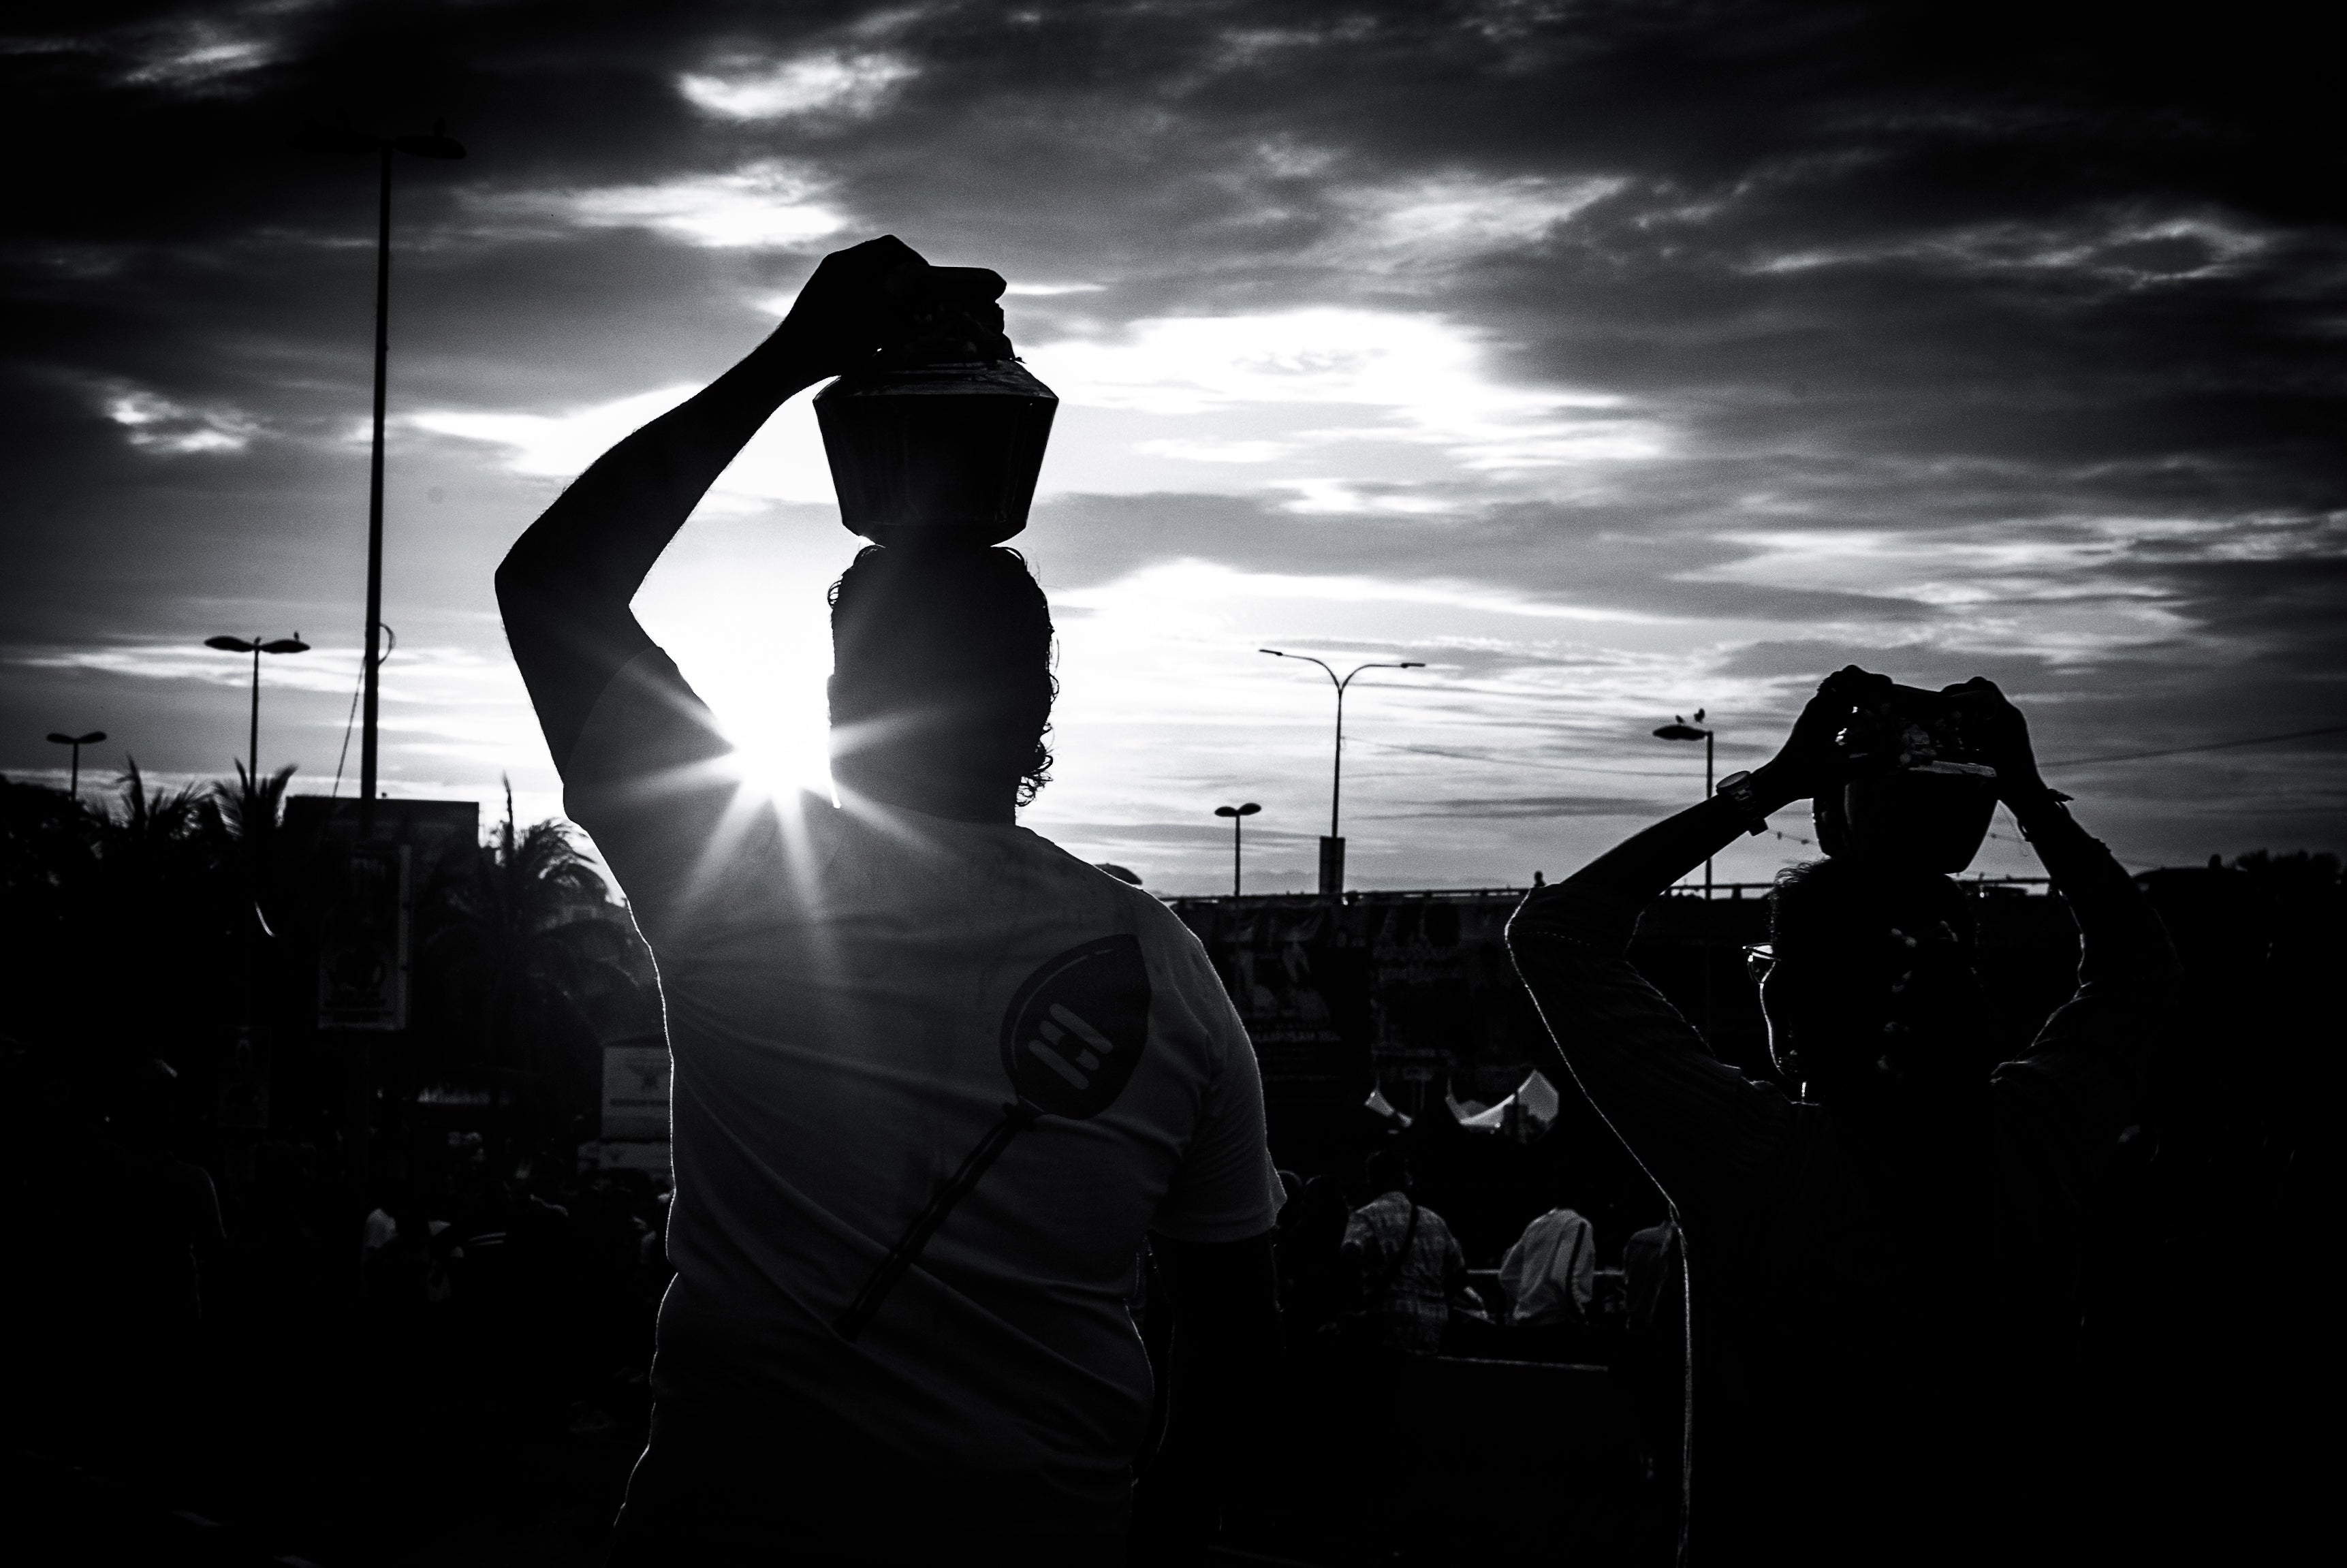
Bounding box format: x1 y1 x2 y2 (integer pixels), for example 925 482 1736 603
1 763 239 1095
422 781 656 1157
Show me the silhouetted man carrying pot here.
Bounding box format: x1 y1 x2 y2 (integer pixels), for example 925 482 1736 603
499 236 1280 1566
1506 668 2175 1566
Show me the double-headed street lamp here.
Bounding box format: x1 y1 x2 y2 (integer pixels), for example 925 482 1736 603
1261 650 1425 896
45 730 106 797
1214 802 1261 897
206 634 311 783
1653 709 1716 896
306 118 467 836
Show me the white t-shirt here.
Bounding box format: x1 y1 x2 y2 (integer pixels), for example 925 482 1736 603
564 649 1280 1526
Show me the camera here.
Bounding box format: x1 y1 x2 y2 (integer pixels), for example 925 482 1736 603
1813 682 2000 873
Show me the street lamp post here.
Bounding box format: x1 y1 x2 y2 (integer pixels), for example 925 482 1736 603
206 635 311 782
1261 650 1424 897
1214 802 1261 897
309 119 466 837
1653 710 1715 897
44 730 106 797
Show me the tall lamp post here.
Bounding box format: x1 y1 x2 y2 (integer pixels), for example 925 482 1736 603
45 730 106 798
206 634 311 782
1214 802 1261 897
1261 650 1424 897
1653 709 1715 897
309 119 466 837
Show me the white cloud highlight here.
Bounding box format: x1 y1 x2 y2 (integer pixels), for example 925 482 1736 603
678 52 915 119
1752 210 2273 286
102 387 260 454
1027 309 1665 486
119 22 274 90
547 161 848 249
409 385 838 508
1336 173 1628 267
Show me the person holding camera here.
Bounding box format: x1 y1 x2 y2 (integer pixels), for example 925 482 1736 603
1505 668 2176 1565
498 236 1282 1566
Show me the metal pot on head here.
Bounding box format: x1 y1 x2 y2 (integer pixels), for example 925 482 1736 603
815 264 1058 549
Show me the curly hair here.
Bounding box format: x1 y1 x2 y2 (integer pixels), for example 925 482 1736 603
828 545 1056 805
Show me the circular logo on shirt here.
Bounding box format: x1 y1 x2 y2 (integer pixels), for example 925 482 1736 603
1000 935 1152 1119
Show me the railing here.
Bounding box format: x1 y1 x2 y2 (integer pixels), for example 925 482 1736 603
1165 875 2058 906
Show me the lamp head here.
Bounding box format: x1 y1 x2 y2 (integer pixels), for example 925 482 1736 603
205 636 257 653
261 637 310 655
1654 721 1708 742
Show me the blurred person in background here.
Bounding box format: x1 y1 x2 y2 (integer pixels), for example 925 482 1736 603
1340 1150 1471 1354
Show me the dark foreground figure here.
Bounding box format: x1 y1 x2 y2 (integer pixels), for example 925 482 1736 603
499 237 1281 1565
1507 670 2176 1566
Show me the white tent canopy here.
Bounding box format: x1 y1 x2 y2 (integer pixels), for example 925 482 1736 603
1457 1069 1561 1135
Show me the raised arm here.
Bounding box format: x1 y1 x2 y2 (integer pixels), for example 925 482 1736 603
1505 670 1876 1214
1954 679 2181 1058
494 235 929 770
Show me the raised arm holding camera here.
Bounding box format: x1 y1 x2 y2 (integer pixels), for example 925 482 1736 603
1505 668 2177 1567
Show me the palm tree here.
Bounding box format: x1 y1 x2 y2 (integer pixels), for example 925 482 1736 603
0 775 101 1051
206 762 296 860
99 759 212 882
422 781 657 1155
5 762 241 1091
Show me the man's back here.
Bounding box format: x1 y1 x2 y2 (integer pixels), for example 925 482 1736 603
1343 1190 1464 1353
493 239 1284 1561
567 648 1278 1531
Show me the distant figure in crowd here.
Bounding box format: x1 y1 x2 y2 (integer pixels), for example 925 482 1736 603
499 235 1281 1567
1497 1205 1595 1327
1341 1150 1470 1353
1506 668 2175 1565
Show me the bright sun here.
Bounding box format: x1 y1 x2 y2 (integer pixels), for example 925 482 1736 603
646 593 837 802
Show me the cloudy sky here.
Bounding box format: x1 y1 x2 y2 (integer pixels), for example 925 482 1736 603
5 0 2340 893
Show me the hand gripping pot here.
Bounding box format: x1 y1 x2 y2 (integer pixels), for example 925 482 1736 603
1813 683 2002 874
815 264 1058 549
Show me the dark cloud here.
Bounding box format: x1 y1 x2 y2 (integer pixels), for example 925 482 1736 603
3 0 2340 883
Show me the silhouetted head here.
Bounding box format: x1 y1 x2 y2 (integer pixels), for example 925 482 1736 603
1364 1148 1413 1198
1761 858 1986 1106
828 545 1055 820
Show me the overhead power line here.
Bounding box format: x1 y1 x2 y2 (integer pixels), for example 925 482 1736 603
1358 721 2347 778
1353 738 1703 778
2038 722 2347 770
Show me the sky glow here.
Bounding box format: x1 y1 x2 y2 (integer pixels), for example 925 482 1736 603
2 1 2338 892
